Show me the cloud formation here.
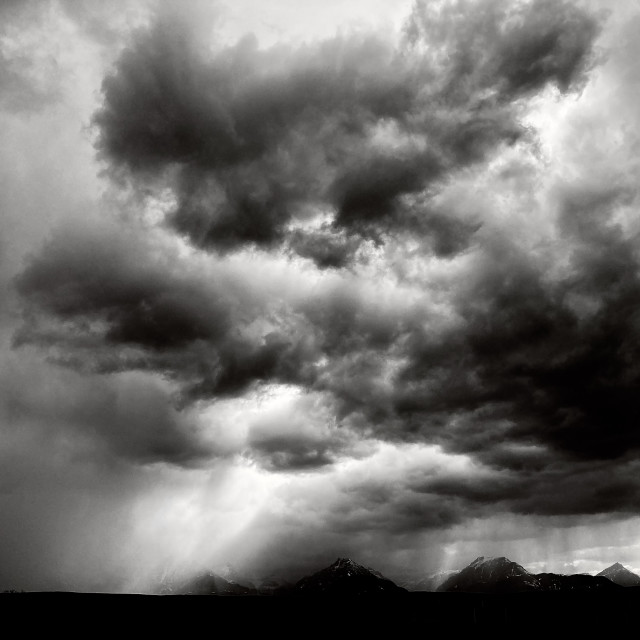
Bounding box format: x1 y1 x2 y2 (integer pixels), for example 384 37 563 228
8 0 640 591
17 0 622 482
94 0 599 262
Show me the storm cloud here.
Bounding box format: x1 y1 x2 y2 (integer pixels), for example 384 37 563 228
6 0 640 592
15 0 623 492
14 221 317 400
94 0 599 261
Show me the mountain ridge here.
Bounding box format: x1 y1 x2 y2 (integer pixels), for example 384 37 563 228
151 556 640 596
158 570 257 596
437 556 624 593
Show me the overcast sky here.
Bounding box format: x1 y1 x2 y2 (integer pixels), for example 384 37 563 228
3 0 640 592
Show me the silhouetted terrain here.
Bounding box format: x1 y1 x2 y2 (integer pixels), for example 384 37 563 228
438 556 624 593
4 555 640 632
164 571 257 595
3 589 640 631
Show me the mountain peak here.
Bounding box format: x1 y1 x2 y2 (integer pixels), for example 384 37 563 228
470 556 510 567
438 555 534 592
293 558 406 595
331 557 359 569
597 562 640 587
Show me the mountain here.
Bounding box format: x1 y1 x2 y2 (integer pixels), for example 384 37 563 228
597 563 640 587
438 556 541 593
535 572 623 591
292 558 407 596
215 564 294 595
164 571 257 596
438 556 623 593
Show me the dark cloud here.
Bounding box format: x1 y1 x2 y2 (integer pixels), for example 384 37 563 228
13 222 317 409
372 177 640 470
1 355 213 466
93 0 599 266
409 451 640 518
288 226 363 270
405 0 599 97
16 0 640 542
15 223 231 350
507 460 640 517
169 168 296 252
94 25 415 257
330 150 441 237
491 0 600 95
248 435 335 471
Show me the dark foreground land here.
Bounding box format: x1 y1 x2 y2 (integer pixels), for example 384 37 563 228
2 591 639 632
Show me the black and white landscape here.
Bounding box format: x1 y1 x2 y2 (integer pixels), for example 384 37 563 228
2 1 640 622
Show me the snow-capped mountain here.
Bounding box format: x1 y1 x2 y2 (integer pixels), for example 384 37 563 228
597 563 640 587
438 556 540 593
439 556 624 593
293 557 407 595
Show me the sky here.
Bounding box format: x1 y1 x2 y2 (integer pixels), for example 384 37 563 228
2 0 640 592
